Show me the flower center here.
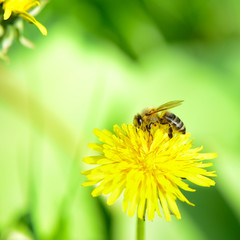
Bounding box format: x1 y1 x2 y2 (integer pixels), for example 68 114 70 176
138 154 156 173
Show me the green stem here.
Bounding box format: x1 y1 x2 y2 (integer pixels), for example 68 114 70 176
136 217 145 240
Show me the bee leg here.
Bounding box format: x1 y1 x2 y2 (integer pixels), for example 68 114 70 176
146 123 153 131
146 123 154 140
160 117 172 138
168 125 173 138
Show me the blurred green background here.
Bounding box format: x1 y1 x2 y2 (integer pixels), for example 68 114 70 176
0 0 240 239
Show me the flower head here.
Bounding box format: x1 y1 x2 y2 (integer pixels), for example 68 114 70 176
0 0 47 35
82 124 217 221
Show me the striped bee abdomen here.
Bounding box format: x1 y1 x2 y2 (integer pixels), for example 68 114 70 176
163 112 186 134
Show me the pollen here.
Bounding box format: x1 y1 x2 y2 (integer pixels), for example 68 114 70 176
82 124 217 221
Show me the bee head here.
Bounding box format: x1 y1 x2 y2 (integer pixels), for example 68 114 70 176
133 114 143 127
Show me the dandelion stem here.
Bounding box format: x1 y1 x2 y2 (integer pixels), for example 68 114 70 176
136 217 145 240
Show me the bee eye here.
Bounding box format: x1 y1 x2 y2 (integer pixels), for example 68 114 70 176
137 116 142 126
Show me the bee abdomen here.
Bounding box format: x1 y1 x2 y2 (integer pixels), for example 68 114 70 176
164 112 186 134
179 125 186 134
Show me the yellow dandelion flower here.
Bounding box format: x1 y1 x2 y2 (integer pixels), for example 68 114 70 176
82 124 217 221
0 0 47 35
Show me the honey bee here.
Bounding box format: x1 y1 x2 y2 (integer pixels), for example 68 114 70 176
133 100 186 138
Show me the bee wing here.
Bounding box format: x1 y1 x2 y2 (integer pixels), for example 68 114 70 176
156 100 183 112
